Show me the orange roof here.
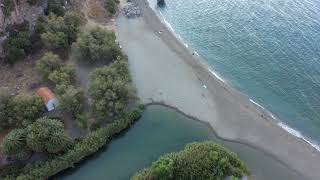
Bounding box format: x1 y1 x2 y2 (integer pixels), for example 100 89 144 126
36 87 56 104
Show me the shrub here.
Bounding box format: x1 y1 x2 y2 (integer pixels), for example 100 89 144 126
2 0 14 16
2 129 32 161
0 91 43 130
89 57 132 119
132 141 250 180
12 94 44 127
48 65 76 86
27 0 42 6
58 86 84 117
26 117 72 153
105 0 119 15
47 0 65 16
73 27 121 64
3 31 32 64
36 52 63 79
38 12 84 51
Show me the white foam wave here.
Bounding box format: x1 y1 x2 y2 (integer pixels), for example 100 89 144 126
162 17 175 32
194 51 199 56
249 99 265 110
209 69 225 83
184 43 189 48
278 122 320 152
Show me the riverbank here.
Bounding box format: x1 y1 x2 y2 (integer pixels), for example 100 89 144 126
115 0 320 179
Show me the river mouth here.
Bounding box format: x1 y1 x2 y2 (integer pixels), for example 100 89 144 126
55 105 305 180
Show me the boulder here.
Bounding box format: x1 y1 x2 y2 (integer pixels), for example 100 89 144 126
157 0 165 7
122 2 141 18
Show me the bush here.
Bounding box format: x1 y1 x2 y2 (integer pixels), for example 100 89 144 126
47 0 65 16
26 117 72 153
58 86 84 117
132 141 250 180
89 57 132 119
27 0 42 6
36 52 63 79
48 65 76 86
4 106 145 179
0 91 43 130
12 94 44 127
105 0 120 15
2 0 14 16
2 129 32 161
73 27 121 64
3 31 32 64
0 89 15 130
38 12 84 51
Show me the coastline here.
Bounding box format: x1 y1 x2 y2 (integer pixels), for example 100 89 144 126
115 0 320 179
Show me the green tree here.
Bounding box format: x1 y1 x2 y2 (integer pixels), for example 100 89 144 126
41 31 68 50
2 129 32 160
73 27 121 64
89 58 132 119
12 94 44 127
3 31 32 64
132 141 250 180
47 0 65 16
26 117 71 153
105 0 119 15
36 52 63 79
48 65 75 86
58 86 84 116
0 89 15 130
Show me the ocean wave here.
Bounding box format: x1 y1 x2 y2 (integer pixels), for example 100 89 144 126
249 99 266 110
208 69 225 83
278 122 320 152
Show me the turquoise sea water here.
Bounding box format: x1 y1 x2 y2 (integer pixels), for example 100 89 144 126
149 0 320 149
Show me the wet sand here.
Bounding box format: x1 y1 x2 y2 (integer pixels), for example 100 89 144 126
115 1 320 179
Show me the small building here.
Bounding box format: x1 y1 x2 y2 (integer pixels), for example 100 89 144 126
36 87 59 112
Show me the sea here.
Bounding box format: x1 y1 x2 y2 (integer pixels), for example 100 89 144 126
148 0 320 151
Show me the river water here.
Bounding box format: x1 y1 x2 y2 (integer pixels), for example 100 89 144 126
56 105 304 180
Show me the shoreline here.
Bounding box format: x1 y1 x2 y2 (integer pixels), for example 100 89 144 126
115 1 320 179
146 0 320 153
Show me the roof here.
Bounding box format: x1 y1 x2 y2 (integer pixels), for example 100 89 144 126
36 87 56 105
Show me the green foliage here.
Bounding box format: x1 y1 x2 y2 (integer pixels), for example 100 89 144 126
41 31 68 50
48 65 76 86
89 57 132 119
36 52 63 79
73 27 121 64
47 0 65 16
26 117 71 153
12 94 44 127
2 129 32 161
36 52 76 87
58 86 84 116
38 12 84 51
0 89 15 130
132 141 250 180
4 106 145 179
105 0 120 15
0 91 43 130
3 31 32 64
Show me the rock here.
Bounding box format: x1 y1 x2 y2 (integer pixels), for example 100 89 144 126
122 2 141 18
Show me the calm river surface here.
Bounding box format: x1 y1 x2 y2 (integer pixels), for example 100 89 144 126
55 105 305 180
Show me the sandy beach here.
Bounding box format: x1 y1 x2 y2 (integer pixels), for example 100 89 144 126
115 0 320 179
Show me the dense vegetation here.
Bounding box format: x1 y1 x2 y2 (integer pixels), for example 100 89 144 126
89 56 133 119
37 11 84 51
2 117 71 160
2 106 145 179
73 27 121 64
47 0 66 16
132 141 250 180
0 90 44 131
3 31 32 64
